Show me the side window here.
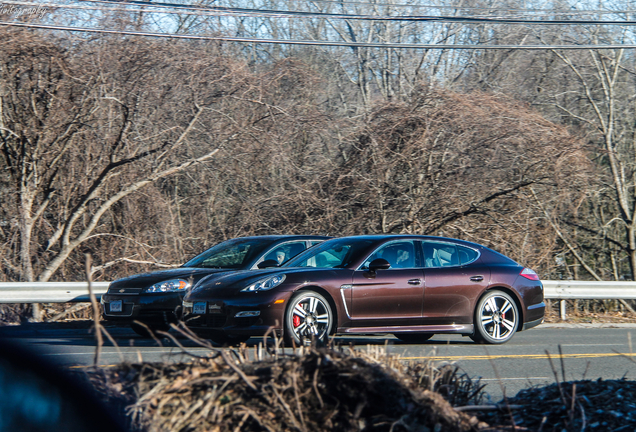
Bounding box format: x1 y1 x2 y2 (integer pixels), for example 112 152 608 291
260 241 308 266
297 245 352 268
458 246 479 265
363 241 416 269
422 242 460 267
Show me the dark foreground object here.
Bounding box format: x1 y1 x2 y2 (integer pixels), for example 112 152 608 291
0 338 125 432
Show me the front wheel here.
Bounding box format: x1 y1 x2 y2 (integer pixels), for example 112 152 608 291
284 291 333 346
472 290 519 344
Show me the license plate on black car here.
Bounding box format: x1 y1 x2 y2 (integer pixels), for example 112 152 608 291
193 302 206 314
110 300 122 312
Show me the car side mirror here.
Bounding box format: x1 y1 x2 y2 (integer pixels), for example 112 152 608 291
369 258 391 272
258 259 280 269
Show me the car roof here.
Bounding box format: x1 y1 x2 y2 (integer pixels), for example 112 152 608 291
331 234 482 246
228 235 332 241
323 234 517 266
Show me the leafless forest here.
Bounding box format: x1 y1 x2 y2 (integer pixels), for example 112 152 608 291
1 2 635 317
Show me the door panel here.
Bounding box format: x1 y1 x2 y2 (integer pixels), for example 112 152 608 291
351 269 424 320
421 265 491 324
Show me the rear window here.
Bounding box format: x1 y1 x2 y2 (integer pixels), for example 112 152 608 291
458 246 479 265
422 242 479 267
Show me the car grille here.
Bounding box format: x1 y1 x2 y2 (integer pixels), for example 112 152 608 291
235 316 259 327
186 314 227 328
208 315 227 327
107 287 144 295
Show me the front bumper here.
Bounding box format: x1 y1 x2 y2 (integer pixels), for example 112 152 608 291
182 290 292 337
101 291 184 324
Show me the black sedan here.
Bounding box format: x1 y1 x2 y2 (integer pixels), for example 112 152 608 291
182 235 545 345
100 235 329 336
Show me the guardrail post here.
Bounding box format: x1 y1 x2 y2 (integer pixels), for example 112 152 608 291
560 299 567 320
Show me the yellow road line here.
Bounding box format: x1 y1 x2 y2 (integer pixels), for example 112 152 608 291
68 352 636 367
402 352 636 361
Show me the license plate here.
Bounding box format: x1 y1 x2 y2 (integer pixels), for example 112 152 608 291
193 302 207 314
110 300 122 312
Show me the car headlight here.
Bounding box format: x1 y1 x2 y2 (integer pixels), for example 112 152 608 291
241 274 286 292
145 279 191 293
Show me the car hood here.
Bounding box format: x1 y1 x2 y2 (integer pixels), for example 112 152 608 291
109 267 237 289
186 267 344 300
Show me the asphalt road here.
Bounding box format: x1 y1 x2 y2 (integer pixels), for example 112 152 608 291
1 322 635 403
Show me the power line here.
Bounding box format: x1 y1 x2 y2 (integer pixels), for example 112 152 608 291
13 0 636 24
2 20 634 49
83 0 636 24
82 0 636 16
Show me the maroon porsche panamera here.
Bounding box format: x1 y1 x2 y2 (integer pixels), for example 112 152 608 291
182 235 545 345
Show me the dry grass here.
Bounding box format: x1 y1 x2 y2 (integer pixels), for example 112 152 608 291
83 331 489 432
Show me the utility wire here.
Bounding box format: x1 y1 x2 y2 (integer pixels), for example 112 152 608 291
88 0 636 24
1 20 634 49
14 0 636 24
80 0 636 15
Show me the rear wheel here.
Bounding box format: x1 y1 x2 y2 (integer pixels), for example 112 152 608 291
394 333 434 343
472 290 519 344
284 291 333 346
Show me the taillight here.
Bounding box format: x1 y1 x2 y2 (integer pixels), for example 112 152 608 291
520 268 540 281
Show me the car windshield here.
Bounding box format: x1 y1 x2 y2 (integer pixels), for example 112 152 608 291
183 238 275 269
284 238 376 269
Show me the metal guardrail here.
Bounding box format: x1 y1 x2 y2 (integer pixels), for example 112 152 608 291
541 280 636 320
1 280 636 304
0 282 109 303
542 280 636 300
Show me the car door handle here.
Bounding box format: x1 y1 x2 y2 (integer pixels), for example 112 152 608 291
470 275 484 282
408 279 422 285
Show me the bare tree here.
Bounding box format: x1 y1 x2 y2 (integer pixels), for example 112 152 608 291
0 31 261 318
324 88 590 267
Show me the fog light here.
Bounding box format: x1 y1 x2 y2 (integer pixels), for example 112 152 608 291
183 301 193 308
235 311 260 318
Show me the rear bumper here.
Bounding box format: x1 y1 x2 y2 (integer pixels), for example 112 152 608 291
522 316 544 331
522 300 546 330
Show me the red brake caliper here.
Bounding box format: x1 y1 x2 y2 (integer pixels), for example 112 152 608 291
293 315 301 327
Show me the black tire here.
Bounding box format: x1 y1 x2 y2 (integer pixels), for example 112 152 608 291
472 290 519 344
394 333 434 343
284 291 333 346
130 321 170 338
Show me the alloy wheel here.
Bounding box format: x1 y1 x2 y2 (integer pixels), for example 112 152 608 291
286 292 332 344
475 291 518 344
